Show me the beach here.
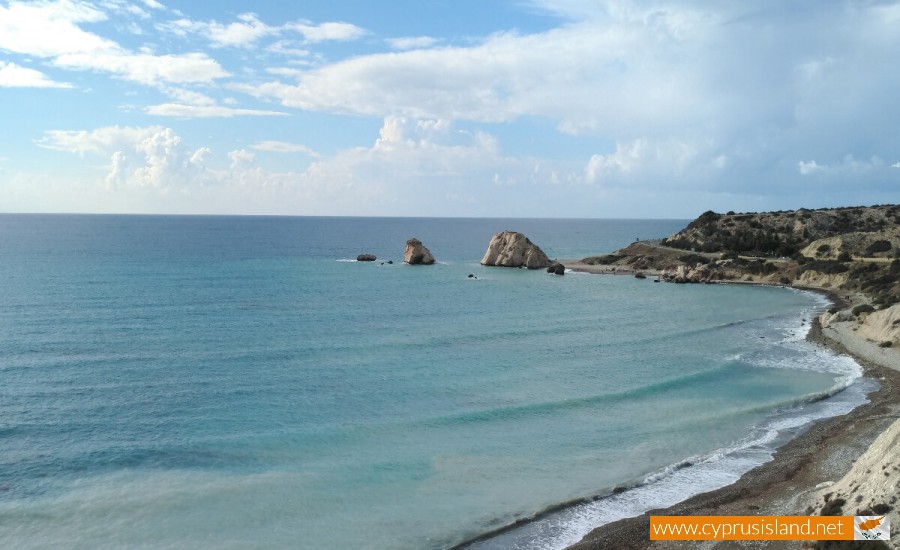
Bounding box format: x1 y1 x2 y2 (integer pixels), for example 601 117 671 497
561 279 900 549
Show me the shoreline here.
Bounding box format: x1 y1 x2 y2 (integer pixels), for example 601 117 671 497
560 279 900 549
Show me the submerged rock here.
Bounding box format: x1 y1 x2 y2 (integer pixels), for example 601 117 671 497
404 238 435 265
481 231 552 269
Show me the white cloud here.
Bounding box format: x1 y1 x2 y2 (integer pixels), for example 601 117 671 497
31 120 590 216
158 13 277 48
0 1 112 58
38 125 214 190
144 103 288 118
207 13 275 48
54 51 227 85
0 0 228 85
798 155 887 177
386 36 439 50
265 41 311 59
232 18 710 129
0 61 72 88
38 125 164 156
586 139 649 179
584 138 703 184
228 149 255 169
798 160 824 176
156 14 365 50
266 66 307 78
226 0 900 204
287 21 366 43
251 141 319 156
163 87 216 106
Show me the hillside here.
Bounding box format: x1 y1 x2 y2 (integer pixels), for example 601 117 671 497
580 205 900 308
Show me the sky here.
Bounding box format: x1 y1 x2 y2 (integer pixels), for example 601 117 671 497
1 0 899 218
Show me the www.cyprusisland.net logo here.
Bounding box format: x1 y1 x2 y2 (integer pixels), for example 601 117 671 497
854 515 890 541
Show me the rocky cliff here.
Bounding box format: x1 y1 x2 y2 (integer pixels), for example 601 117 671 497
481 231 552 269
404 238 435 265
856 303 900 346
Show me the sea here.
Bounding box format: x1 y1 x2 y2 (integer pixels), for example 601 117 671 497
0 215 870 550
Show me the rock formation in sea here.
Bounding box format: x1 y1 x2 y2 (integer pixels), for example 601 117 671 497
547 262 565 275
481 231 552 269
357 254 377 262
404 238 435 265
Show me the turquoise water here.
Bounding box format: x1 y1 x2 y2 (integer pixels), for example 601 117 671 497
0 215 866 549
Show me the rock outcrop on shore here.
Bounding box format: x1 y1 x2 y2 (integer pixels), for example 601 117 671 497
481 231 552 269
403 238 435 265
856 303 900 346
809 414 900 537
659 264 723 284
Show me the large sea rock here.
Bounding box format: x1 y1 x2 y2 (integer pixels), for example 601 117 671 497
404 238 435 265
481 231 552 269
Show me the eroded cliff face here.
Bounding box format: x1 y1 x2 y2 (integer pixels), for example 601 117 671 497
481 231 552 269
857 303 900 346
404 238 435 265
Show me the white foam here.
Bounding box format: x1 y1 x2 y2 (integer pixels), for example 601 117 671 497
466 373 874 550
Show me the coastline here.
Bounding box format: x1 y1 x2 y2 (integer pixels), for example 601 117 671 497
560 277 900 549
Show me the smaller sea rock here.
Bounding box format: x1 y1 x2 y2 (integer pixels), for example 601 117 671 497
404 238 435 265
357 254 377 262
547 262 565 275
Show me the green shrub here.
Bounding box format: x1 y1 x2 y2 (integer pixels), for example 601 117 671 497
799 260 849 275
678 253 709 265
821 498 846 516
852 304 876 316
879 341 893 348
582 254 623 265
866 240 892 255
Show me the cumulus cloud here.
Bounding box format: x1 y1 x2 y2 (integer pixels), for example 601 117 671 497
38 125 214 189
0 61 72 88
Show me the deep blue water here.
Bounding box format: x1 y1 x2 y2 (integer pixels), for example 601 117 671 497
0 215 866 549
